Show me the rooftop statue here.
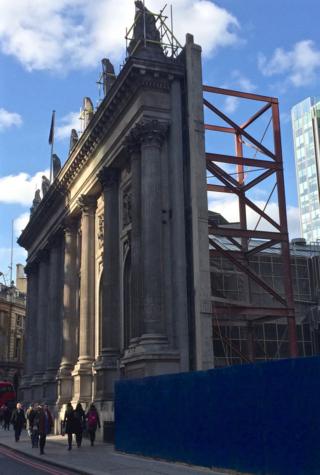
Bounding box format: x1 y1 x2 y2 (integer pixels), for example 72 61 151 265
69 128 78 154
30 189 41 215
82 97 94 130
127 1 163 58
52 153 61 179
101 59 116 96
42 175 50 196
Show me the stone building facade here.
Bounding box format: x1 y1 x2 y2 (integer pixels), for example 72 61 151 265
18 6 213 428
0 265 27 388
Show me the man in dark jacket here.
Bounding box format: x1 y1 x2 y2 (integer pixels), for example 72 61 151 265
37 403 53 455
11 402 26 442
27 402 39 448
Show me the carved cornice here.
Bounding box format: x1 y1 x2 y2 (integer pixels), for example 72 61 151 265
18 58 183 251
97 167 120 189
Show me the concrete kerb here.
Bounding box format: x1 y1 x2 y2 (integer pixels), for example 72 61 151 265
0 440 88 475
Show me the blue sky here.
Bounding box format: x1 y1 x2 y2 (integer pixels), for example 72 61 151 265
0 0 319 283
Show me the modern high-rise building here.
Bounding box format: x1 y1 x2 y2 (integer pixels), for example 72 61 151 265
291 97 320 243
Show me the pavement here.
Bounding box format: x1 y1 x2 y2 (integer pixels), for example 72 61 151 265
0 429 235 475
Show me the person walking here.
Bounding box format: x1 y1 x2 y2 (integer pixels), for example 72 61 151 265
37 404 53 455
74 402 86 448
2 404 11 430
86 404 101 446
10 402 26 442
63 402 75 450
28 403 40 448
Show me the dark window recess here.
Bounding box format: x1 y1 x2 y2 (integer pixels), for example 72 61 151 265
213 340 225 358
264 324 277 340
265 341 278 358
303 324 311 341
304 342 312 356
103 421 115 444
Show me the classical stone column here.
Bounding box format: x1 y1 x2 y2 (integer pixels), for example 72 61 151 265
95 167 120 401
139 120 167 341
120 120 180 377
32 250 49 400
72 196 96 402
57 220 79 404
43 235 62 403
20 263 38 402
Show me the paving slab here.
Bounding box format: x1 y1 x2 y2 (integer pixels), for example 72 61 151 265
0 430 232 475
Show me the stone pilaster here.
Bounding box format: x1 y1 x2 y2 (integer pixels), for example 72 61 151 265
43 235 62 404
72 196 96 403
20 262 38 403
124 135 142 342
95 167 120 401
57 220 79 404
31 250 49 400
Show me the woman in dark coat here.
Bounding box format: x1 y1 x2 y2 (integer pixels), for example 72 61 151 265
63 402 75 450
86 404 101 446
10 402 26 442
74 402 86 448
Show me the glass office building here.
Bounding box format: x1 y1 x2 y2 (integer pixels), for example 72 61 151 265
291 97 320 243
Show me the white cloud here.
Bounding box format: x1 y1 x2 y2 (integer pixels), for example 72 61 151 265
0 169 49 206
258 40 320 87
0 108 22 131
56 111 81 141
0 0 240 72
208 193 301 239
14 212 30 237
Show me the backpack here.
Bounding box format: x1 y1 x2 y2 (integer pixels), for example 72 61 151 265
87 411 97 428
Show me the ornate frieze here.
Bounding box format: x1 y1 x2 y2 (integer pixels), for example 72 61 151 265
122 192 132 228
97 214 104 249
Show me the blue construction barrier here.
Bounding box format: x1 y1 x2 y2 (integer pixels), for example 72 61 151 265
115 357 320 475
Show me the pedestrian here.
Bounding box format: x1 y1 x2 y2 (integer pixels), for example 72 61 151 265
0 404 4 428
86 404 101 446
63 402 75 451
37 403 53 455
74 402 86 448
27 403 39 448
10 402 26 442
2 404 11 430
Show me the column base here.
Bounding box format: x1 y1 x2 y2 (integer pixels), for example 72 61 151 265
120 334 181 378
57 366 74 405
42 369 58 405
30 372 45 402
93 353 120 401
71 360 94 403
19 376 32 404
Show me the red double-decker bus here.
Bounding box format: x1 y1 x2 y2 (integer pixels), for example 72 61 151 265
0 381 16 408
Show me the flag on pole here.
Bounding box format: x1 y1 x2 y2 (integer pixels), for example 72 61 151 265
48 110 55 145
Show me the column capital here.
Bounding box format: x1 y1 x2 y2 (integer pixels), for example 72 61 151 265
37 248 50 263
77 195 97 213
133 119 169 148
123 132 141 156
25 260 38 276
62 217 78 234
97 166 120 189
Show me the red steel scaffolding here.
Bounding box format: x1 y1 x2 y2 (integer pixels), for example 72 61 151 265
203 85 298 358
